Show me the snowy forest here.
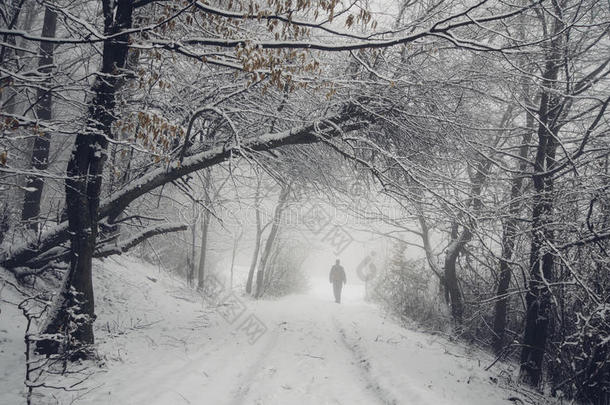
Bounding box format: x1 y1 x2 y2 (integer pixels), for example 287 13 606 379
0 0 609 404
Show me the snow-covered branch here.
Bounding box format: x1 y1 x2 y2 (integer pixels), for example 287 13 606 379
95 223 188 259
1 109 369 271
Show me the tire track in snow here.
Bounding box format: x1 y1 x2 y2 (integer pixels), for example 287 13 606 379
228 323 280 405
332 315 400 405
224 299 388 405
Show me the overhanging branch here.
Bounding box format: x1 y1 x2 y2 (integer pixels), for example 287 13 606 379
1 110 369 271
95 223 187 258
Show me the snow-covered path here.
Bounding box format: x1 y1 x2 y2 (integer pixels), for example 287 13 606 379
78 259 525 405
2 258 536 404
221 298 385 405
223 292 398 405
94 284 394 405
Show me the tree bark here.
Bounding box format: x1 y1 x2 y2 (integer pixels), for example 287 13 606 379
196 169 212 289
416 210 443 281
197 208 210 290
188 203 197 286
21 7 57 230
442 157 490 325
0 0 36 243
246 179 262 294
229 231 241 290
492 108 534 355
0 0 35 104
255 184 290 298
37 0 134 356
443 222 466 323
519 15 563 385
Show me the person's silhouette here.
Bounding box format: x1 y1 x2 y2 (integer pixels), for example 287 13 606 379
329 259 346 303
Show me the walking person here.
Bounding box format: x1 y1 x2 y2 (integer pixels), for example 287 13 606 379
329 259 346 303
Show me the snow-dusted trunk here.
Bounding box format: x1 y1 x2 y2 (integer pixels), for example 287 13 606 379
188 205 196 286
0 0 36 242
416 211 444 283
443 222 467 323
37 0 134 356
255 184 290 298
197 208 210 290
0 0 36 109
246 209 262 294
491 108 534 355
519 27 563 386
196 169 211 290
443 158 489 325
21 7 57 230
229 231 241 290
246 181 262 294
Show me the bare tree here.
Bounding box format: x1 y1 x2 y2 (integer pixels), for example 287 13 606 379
21 7 57 231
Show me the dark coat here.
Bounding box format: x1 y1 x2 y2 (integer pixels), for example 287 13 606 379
329 264 346 285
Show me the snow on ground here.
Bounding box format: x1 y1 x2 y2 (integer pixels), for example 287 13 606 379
0 275 29 404
1 257 552 404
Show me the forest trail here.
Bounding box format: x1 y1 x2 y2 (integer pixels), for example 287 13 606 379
92 283 399 405
73 258 522 405
1 258 531 404
223 293 388 405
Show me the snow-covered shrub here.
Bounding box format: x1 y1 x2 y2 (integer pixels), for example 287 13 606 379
262 262 309 297
548 287 610 403
260 240 309 297
372 242 450 331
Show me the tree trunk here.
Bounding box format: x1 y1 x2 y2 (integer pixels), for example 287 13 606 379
246 212 262 295
442 157 490 325
21 7 57 231
444 222 467 324
0 0 36 243
0 0 36 109
229 230 242 290
246 181 262 294
492 107 534 355
416 209 443 281
197 169 211 289
197 208 210 290
37 0 134 357
255 184 290 298
188 203 196 286
519 19 563 385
